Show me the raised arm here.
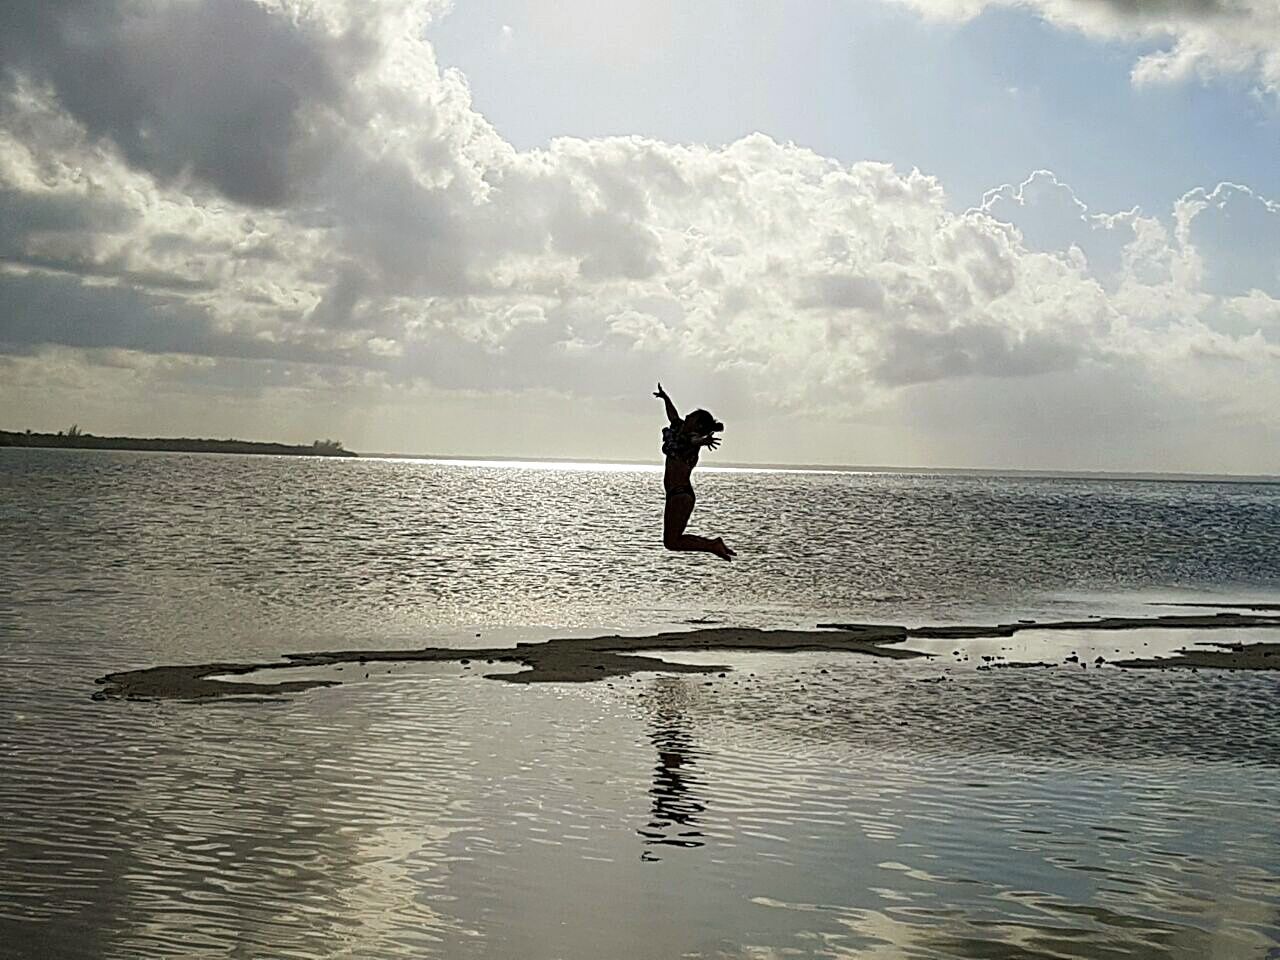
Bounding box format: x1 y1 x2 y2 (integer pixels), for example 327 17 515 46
653 382 680 425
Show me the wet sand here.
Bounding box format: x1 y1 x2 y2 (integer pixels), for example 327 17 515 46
93 609 1280 701
1115 639 1280 670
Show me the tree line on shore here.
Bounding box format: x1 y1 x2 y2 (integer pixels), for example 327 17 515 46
0 427 357 457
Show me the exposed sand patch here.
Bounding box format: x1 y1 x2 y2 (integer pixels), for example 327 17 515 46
1114 640 1280 671
92 610 1280 702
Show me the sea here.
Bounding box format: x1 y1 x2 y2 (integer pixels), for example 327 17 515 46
2 447 1279 959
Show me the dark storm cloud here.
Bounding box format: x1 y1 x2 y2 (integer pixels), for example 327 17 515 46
0 0 355 206
0 188 137 237
1091 0 1240 18
0 269 386 369
0 187 209 291
0 268 222 355
3 256 215 292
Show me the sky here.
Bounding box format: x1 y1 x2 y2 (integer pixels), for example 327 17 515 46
1 0 1279 472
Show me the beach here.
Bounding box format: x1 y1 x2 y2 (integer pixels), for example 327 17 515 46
3 449 1279 958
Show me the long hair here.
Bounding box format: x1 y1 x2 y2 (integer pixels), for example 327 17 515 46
688 409 723 433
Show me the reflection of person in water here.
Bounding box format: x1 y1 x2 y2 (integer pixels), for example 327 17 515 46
637 679 707 856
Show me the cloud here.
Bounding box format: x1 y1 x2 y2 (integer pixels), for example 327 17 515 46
0 0 359 206
1174 182 1280 298
883 0 1280 95
978 171 1136 286
0 0 1277 467
606 309 674 352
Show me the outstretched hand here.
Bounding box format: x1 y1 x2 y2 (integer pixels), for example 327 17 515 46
653 381 666 398
704 436 721 450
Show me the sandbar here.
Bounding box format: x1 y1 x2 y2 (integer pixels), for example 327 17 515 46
92 610 1280 702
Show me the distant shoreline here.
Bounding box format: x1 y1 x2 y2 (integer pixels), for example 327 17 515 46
0 430 358 458
5 435 1276 483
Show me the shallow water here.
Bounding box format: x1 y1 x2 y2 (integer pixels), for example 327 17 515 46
2 449 1280 958
5 448 1280 641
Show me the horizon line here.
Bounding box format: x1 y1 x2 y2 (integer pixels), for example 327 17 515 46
7 427 1278 483
360 450 1280 485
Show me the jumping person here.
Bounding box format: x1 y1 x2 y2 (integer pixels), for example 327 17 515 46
654 382 735 561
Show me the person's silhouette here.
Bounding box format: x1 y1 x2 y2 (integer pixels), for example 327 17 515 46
654 382 735 561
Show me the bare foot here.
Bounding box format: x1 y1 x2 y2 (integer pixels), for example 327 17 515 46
712 537 736 561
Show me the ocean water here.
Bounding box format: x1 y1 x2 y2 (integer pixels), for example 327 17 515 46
2 448 1279 959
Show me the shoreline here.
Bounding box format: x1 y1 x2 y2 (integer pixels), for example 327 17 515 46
1 430 357 458
93 609 1280 702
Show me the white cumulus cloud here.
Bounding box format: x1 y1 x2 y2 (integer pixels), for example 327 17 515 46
883 0 1280 94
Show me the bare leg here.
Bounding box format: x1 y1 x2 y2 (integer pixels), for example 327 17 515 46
663 494 735 561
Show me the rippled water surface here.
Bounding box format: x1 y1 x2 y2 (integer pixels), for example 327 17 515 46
2 449 1279 958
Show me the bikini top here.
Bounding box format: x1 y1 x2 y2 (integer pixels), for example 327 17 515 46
661 424 700 467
